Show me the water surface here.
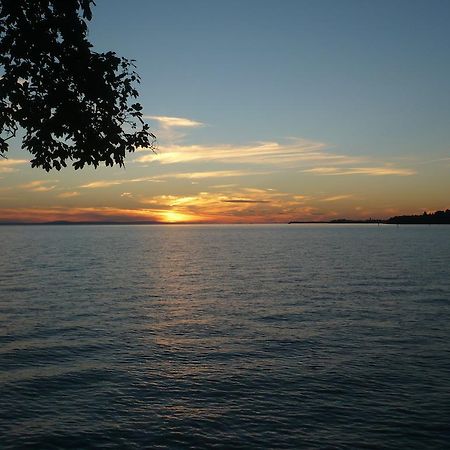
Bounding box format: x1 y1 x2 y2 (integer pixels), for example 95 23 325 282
1 224 449 449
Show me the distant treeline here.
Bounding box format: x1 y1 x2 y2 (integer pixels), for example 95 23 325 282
290 209 450 225
386 209 450 224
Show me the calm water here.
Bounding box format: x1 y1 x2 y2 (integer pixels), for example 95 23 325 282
1 224 450 449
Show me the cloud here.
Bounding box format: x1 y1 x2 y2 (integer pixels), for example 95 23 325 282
138 188 314 223
0 206 163 223
57 191 80 198
141 115 205 145
144 116 204 128
80 177 163 189
154 169 271 180
321 194 354 202
20 180 58 192
133 120 416 180
80 180 125 189
0 158 28 173
303 167 416 176
222 199 270 203
135 139 347 166
135 139 414 178
0 185 387 224
210 184 238 189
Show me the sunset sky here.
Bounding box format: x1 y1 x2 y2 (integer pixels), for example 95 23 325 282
1 0 450 223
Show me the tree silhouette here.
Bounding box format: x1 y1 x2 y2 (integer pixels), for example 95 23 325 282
387 209 450 224
0 0 155 171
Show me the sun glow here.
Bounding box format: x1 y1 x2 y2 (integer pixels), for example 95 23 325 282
159 210 198 223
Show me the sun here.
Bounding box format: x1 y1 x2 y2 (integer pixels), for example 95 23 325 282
160 210 196 223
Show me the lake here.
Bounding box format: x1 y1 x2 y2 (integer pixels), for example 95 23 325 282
1 224 449 449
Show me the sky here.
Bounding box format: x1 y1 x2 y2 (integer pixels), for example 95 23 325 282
1 0 450 223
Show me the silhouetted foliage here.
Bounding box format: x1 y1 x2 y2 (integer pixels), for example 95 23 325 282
0 0 155 170
387 209 450 224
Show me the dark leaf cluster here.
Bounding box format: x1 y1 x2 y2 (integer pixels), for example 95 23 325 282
0 0 155 170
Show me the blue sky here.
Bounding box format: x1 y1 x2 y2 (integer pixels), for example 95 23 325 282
90 0 450 153
1 0 449 222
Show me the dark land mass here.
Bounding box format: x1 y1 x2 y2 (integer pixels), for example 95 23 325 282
290 209 450 225
385 209 450 224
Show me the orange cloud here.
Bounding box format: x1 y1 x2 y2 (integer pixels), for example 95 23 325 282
321 194 354 202
155 169 272 180
221 199 270 204
0 158 28 173
20 180 58 192
303 167 415 176
138 188 316 223
0 207 162 223
80 177 163 189
57 191 80 198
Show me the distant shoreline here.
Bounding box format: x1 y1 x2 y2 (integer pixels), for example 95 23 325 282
289 221 450 225
0 221 449 226
1 209 449 226
291 209 450 225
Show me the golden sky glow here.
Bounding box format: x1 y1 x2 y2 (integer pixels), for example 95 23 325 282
1 116 449 223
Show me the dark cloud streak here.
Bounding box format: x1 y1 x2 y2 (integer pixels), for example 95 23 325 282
222 199 270 204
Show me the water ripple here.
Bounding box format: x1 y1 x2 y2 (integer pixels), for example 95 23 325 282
1 225 450 449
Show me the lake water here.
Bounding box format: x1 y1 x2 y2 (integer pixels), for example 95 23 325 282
1 224 449 449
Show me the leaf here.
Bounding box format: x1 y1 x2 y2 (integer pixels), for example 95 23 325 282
0 0 155 170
